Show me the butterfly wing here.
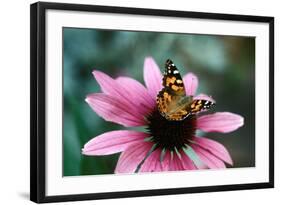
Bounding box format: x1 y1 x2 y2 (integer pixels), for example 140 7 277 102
188 99 215 115
157 59 215 121
162 59 186 96
158 97 215 121
157 59 191 121
162 96 215 120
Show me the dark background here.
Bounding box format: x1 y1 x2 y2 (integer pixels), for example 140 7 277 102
63 27 255 176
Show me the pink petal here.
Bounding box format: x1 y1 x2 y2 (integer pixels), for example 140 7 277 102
197 164 209 169
93 70 147 116
86 93 145 127
180 150 197 170
197 112 244 133
161 151 171 171
82 130 148 156
143 57 163 99
191 144 226 169
170 154 185 171
139 149 162 172
193 137 233 165
154 157 163 172
115 141 153 173
116 77 155 112
194 93 216 103
183 72 198 96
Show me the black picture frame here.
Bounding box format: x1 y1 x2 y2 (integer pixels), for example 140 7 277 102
30 1 274 203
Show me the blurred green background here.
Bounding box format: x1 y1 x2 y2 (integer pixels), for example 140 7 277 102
63 27 255 176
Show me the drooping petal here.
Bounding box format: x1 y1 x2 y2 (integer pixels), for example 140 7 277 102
197 112 244 133
82 130 148 156
139 149 162 172
193 137 233 165
116 76 155 112
93 70 128 99
115 141 153 173
143 57 163 99
194 93 216 103
191 144 226 169
154 157 163 172
161 150 171 171
183 72 198 96
86 93 145 127
180 150 197 170
170 154 185 171
93 70 147 115
196 164 208 169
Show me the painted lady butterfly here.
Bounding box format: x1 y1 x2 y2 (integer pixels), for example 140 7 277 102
157 59 215 121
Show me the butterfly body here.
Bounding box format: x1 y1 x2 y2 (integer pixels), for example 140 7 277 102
157 59 215 121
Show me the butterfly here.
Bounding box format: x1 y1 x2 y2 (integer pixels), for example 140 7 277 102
156 59 215 121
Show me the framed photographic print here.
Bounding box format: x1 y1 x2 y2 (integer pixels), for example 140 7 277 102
30 1 274 203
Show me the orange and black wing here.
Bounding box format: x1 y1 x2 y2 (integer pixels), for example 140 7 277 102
162 59 185 96
188 99 215 115
157 59 215 121
157 59 189 121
